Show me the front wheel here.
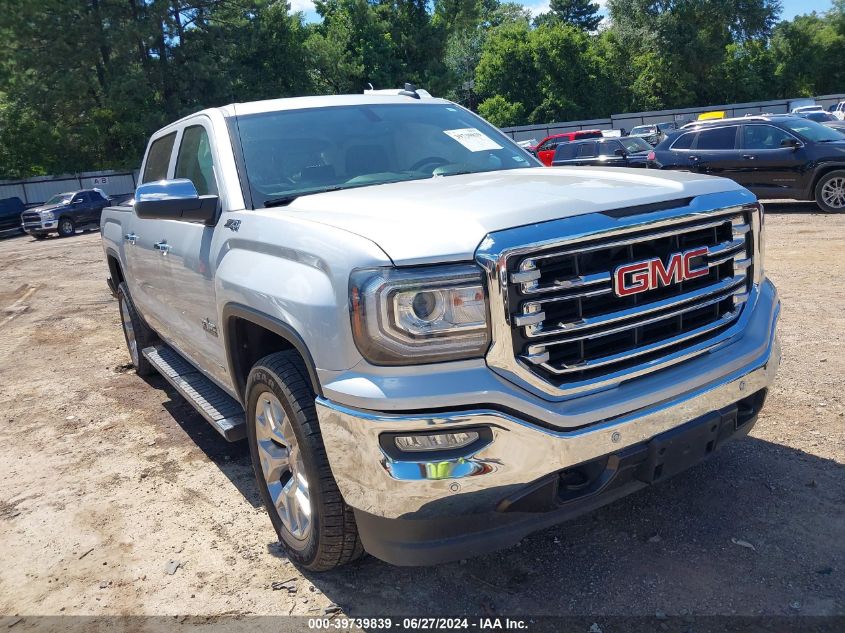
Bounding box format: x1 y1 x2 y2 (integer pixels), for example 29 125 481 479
57 217 75 237
815 170 845 213
246 351 363 571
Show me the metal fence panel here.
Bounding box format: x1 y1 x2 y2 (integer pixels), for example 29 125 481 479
0 170 138 206
0 183 26 202
501 93 845 139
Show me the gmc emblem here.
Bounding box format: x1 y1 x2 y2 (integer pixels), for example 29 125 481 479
613 247 709 297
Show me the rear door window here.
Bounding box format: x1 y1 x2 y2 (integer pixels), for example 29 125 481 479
142 132 177 183
598 141 621 156
554 143 578 160
694 126 739 150
577 143 597 158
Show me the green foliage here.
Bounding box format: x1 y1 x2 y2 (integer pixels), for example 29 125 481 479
0 0 843 178
535 0 602 31
478 94 525 125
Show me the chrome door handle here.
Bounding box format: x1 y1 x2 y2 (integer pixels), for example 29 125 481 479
153 241 171 254
124 233 137 245
688 155 700 161
742 155 756 160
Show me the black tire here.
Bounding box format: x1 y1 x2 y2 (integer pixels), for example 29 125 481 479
814 170 845 213
57 217 75 237
116 282 157 376
245 351 363 571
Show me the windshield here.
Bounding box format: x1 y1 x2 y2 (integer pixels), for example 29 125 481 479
44 194 72 206
235 103 538 207
782 118 844 142
620 137 652 153
630 126 655 135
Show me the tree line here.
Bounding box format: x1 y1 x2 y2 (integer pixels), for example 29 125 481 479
0 0 842 179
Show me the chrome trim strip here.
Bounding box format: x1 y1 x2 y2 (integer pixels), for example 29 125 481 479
521 275 745 338
516 211 743 266
530 305 741 374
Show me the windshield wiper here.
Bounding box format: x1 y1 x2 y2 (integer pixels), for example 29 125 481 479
264 186 346 207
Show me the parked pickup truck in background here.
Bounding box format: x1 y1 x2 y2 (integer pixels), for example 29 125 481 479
101 92 781 571
22 189 111 238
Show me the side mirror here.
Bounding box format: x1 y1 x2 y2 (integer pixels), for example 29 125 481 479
73 199 83 204
614 148 628 157
134 179 219 225
780 138 802 150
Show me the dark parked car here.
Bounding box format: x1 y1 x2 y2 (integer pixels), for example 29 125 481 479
628 121 678 146
647 115 845 212
797 111 845 135
0 196 26 235
552 136 653 168
21 189 111 238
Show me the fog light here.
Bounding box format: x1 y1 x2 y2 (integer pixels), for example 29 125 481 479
394 431 479 452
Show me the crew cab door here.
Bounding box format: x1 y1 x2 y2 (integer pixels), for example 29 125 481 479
687 125 742 177
155 120 230 386
737 124 807 198
123 130 178 339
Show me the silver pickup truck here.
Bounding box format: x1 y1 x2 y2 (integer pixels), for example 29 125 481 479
101 92 781 571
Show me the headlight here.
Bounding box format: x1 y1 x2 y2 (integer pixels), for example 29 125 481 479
350 265 490 365
41 211 54 220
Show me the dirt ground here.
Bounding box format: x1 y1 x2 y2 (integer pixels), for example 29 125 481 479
0 203 842 620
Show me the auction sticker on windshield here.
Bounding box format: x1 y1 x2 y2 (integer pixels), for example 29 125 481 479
444 128 503 152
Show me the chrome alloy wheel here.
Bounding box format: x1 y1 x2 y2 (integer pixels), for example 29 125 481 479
821 176 845 209
60 219 74 234
119 295 139 366
254 391 312 540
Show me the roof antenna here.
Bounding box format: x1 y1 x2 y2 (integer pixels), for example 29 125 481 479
399 83 421 99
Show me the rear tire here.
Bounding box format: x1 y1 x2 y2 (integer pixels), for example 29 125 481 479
57 217 75 237
116 282 157 376
815 170 845 213
245 351 364 571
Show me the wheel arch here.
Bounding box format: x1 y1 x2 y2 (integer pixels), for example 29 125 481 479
810 163 845 198
221 303 323 403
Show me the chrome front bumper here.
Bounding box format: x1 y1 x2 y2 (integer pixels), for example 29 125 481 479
318 280 780 521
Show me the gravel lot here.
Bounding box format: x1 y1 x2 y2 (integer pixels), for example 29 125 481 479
0 202 842 620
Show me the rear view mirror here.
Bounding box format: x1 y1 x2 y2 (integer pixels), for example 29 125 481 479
134 179 219 225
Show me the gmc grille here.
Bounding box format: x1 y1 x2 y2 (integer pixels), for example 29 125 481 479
507 207 753 387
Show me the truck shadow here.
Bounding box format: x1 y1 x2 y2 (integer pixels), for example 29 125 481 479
761 201 824 215
296 435 843 617
148 374 259 508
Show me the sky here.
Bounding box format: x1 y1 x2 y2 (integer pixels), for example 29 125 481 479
294 0 836 26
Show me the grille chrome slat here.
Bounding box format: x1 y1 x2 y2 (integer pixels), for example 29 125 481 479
522 275 746 339
525 307 743 374
518 213 744 268
520 233 746 296
505 205 755 388
527 285 740 348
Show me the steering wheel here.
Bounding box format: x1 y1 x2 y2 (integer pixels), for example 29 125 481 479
410 156 450 172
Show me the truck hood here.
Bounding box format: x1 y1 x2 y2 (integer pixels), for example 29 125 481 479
30 203 69 214
286 167 749 265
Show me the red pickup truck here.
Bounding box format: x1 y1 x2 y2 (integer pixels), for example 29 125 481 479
534 130 603 166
